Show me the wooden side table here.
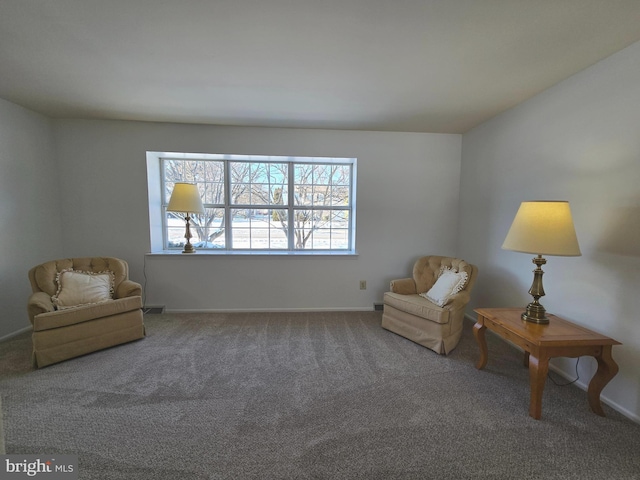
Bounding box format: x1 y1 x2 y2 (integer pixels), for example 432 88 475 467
473 308 621 420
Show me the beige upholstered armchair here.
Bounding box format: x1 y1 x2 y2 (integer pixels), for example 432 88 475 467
27 257 145 368
382 255 478 355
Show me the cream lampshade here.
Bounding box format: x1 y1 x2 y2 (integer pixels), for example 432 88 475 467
167 183 205 253
502 201 581 323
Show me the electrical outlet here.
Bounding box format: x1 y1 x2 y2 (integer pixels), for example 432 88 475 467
359 280 367 290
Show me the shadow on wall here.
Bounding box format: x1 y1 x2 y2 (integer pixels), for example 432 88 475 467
592 202 640 337
473 267 526 310
593 202 640 419
607 346 640 421
596 205 640 258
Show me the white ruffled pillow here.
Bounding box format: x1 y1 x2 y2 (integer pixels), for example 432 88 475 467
52 269 115 310
420 266 468 307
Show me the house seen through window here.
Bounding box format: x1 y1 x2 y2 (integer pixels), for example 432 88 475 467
158 153 357 252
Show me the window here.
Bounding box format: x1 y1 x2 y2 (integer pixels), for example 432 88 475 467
152 153 356 253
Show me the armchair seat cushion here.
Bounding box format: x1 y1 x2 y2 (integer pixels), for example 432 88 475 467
383 292 450 324
33 296 143 332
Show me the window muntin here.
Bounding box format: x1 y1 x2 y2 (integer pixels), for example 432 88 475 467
161 154 355 252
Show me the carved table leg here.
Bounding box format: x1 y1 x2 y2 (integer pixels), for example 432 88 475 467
528 353 550 420
473 320 488 370
588 345 619 416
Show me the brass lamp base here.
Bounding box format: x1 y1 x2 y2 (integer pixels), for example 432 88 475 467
522 254 550 324
182 242 196 254
521 303 549 324
181 213 197 254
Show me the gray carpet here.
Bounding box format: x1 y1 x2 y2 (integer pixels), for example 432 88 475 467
1 311 639 479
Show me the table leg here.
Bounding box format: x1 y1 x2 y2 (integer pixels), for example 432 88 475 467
473 320 488 370
528 353 549 420
588 345 619 416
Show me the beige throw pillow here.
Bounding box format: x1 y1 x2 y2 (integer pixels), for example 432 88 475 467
420 267 468 307
52 269 115 310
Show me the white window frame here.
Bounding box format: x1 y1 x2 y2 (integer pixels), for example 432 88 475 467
146 152 357 254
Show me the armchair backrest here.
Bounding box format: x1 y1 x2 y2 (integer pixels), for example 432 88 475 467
413 256 478 295
28 257 130 298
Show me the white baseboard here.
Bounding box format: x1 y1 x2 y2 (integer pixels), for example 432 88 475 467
165 307 376 313
463 313 639 425
0 326 31 343
547 364 640 424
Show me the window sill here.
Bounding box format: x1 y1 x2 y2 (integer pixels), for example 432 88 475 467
146 250 358 257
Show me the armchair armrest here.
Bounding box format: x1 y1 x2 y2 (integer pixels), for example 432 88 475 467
115 280 142 299
443 290 471 309
27 292 55 324
390 278 417 295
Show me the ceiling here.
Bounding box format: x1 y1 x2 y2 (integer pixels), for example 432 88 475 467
1 0 640 134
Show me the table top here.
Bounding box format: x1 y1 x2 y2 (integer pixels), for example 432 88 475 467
474 308 621 347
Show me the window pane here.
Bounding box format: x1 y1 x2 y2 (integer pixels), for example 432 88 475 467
317 209 331 228
312 229 331 249
294 183 313 206
250 162 269 179
230 162 251 183
251 183 270 205
163 159 185 203
230 208 287 249
294 164 311 206
183 160 204 182
203 181 224 205
331 165 351 185
331 186 350 206
231 183 251 205
333 210 349 226
331 229 349 249
192 208 225 249
268 163 287 184
164 181 175 204
250 227 269 249
164 159 184 182
203 162 225 204
314 164 331 185
312 185 329 206
292 209 314 249
331 210 350 249
294 164 313 184
230 209 250 249
291 209 349 250
271 186 287 206
167 228 185 249
268 209 288 249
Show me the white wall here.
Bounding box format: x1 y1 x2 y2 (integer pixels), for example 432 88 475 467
0 99 62 338
53 121 461 311
458 40 640 421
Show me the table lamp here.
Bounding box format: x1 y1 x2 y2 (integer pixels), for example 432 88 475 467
167 183 205 253
502 201 581 324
